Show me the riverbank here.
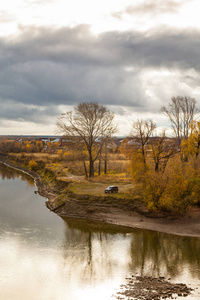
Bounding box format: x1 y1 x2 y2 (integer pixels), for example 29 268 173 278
1 154 200 238
53 194 200 238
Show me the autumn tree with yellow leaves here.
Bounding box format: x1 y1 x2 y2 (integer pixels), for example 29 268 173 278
130 111 200 214
181 120 200 159
119 138 134 158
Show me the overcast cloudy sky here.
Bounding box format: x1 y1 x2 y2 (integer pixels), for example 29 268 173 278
0 0 200 136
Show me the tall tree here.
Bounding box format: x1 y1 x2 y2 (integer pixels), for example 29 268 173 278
161 96 198 145
56 102 116 177
181 120 200 159
132 119 156 164
149 130 177 172
119 138 134 158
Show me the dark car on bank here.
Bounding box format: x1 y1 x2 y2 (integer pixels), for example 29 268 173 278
104 186 119 194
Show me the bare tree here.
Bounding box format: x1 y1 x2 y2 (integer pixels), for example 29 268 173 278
180 97 197 139
97 136 112 175
132 119 156 164
56 102 117 177
149 130 177 172
161 96 198 145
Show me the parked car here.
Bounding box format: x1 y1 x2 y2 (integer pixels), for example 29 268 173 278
104 186 119 194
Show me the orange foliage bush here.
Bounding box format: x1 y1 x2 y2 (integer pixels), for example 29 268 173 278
131 146 200 214
28 159 38 170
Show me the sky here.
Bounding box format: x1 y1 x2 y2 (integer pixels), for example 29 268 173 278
0 0 200 136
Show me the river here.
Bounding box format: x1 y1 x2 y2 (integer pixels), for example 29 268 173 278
0 164 200 300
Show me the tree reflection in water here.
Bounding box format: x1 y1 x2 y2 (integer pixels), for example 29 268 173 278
1 163 200 288
0 163 35 186
62 218 200 284
62 218 133 285
129 230 200 279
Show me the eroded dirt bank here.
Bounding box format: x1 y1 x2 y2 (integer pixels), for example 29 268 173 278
51 195 200 238
1 154 200 238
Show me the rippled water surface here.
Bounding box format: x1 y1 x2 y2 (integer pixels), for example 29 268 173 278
0 164 200 300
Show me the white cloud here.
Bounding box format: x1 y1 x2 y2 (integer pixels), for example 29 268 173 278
0 0 200 135
1 0 197 37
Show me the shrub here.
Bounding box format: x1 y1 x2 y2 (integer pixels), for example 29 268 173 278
57 149 63 156
186 177 200 206
19 152 26 158
28 159 38 170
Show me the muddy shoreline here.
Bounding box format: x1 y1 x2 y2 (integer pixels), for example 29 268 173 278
1 155 200 238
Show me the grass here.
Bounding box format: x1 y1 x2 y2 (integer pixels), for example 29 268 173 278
7 152 144 213
8 151 134 198
11 152 131 176
87 172 132 183
68 180 134 197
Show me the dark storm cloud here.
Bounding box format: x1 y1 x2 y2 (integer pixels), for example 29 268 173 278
112 0 187 19
0 99 58 123
0 24 200 123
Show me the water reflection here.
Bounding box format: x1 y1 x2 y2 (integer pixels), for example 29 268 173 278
0 164 200 299
0 163 35 186
128 230 200 280
62 218 133 286
61 218 200 288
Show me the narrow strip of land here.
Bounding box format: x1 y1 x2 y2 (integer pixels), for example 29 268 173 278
1 156 200 238
53 198 200 237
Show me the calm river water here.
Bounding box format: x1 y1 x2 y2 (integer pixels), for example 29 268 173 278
0 164 200 300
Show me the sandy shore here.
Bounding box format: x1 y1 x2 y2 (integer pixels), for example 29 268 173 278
53 197 200 237
1 156 200 238
94 207 200 238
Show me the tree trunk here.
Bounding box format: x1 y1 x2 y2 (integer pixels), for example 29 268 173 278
89 152 94 177
83 159 88 178
104 140 108 174
196 140 200 159
155 162 159 172
141 144 146 164
98 152 102 176
89 161 94 177
81 149 88 178
104 160 107 174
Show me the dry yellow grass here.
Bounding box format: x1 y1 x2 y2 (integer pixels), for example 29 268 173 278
9 152 132 184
